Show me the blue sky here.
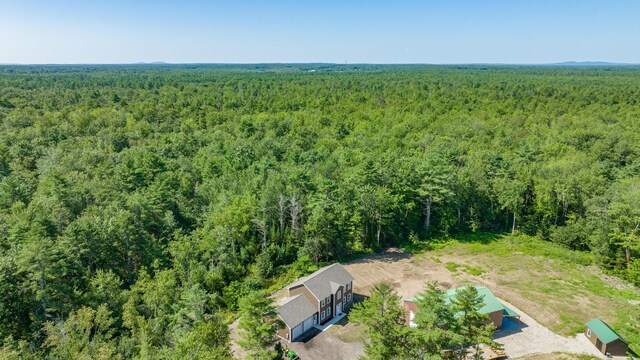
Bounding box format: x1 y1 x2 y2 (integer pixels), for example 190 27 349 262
1 0 638 64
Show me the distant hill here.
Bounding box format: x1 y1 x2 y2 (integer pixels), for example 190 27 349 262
134 61 169 65
549 61 635 66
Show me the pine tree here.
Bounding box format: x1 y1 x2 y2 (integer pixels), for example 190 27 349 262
451 287 495 359
237 291 283 360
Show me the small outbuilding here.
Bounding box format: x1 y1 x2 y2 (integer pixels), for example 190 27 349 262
404 286 520 330
584 318 628 356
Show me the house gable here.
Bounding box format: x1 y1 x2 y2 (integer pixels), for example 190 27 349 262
289 284 319 309
288 263 354 300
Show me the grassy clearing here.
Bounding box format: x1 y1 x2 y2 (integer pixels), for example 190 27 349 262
417 233 639 353
327 316 366 343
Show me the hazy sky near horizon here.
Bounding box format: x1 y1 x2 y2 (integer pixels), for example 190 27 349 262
1 0 638 64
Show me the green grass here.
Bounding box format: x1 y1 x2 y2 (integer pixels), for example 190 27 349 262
444 261 460 272
422 232 639 353
462 264 485 276
449 233 594 266
327 316 365 343
444 261 485 276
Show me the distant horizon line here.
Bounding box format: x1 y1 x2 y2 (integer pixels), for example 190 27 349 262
1 61 639 67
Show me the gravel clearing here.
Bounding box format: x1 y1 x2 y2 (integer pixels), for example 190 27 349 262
493 300 605 359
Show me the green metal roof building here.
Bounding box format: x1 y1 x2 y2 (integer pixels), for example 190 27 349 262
404 286 520 330
584 318 628 356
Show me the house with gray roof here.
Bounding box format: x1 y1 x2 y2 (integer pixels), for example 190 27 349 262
276 263 354 342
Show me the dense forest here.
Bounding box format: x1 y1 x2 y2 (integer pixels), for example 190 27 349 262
0 64 638 358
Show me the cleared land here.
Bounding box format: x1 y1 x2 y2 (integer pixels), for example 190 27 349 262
344 233 639 357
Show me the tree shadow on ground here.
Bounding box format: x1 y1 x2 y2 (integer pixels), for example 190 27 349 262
343 232 508 265
448 232 507 245
398 232 508 255
344 248 411 265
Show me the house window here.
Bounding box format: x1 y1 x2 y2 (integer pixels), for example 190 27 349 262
327 307 331 316
587 329 591 337
347 293 352 302
321 299 324 307
321 310 325 320
337 290 341 298
325 296 331 304
347 282 351 290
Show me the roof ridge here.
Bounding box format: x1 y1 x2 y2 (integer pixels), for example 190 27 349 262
278 294 301 306
288 263 341 288
310 263 339 277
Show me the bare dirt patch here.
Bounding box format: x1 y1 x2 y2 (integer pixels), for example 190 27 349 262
344 247 456 299
229 318 246 359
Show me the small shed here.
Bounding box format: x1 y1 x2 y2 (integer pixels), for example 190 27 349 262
584 318 628 356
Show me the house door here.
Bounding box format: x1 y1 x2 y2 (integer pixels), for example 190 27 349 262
336 302 342 315
596 339 603 352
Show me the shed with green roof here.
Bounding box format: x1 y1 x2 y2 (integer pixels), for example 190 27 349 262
584 318 628 356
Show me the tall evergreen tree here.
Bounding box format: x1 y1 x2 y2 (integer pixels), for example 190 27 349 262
237 291 283 360
451 287 495 359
